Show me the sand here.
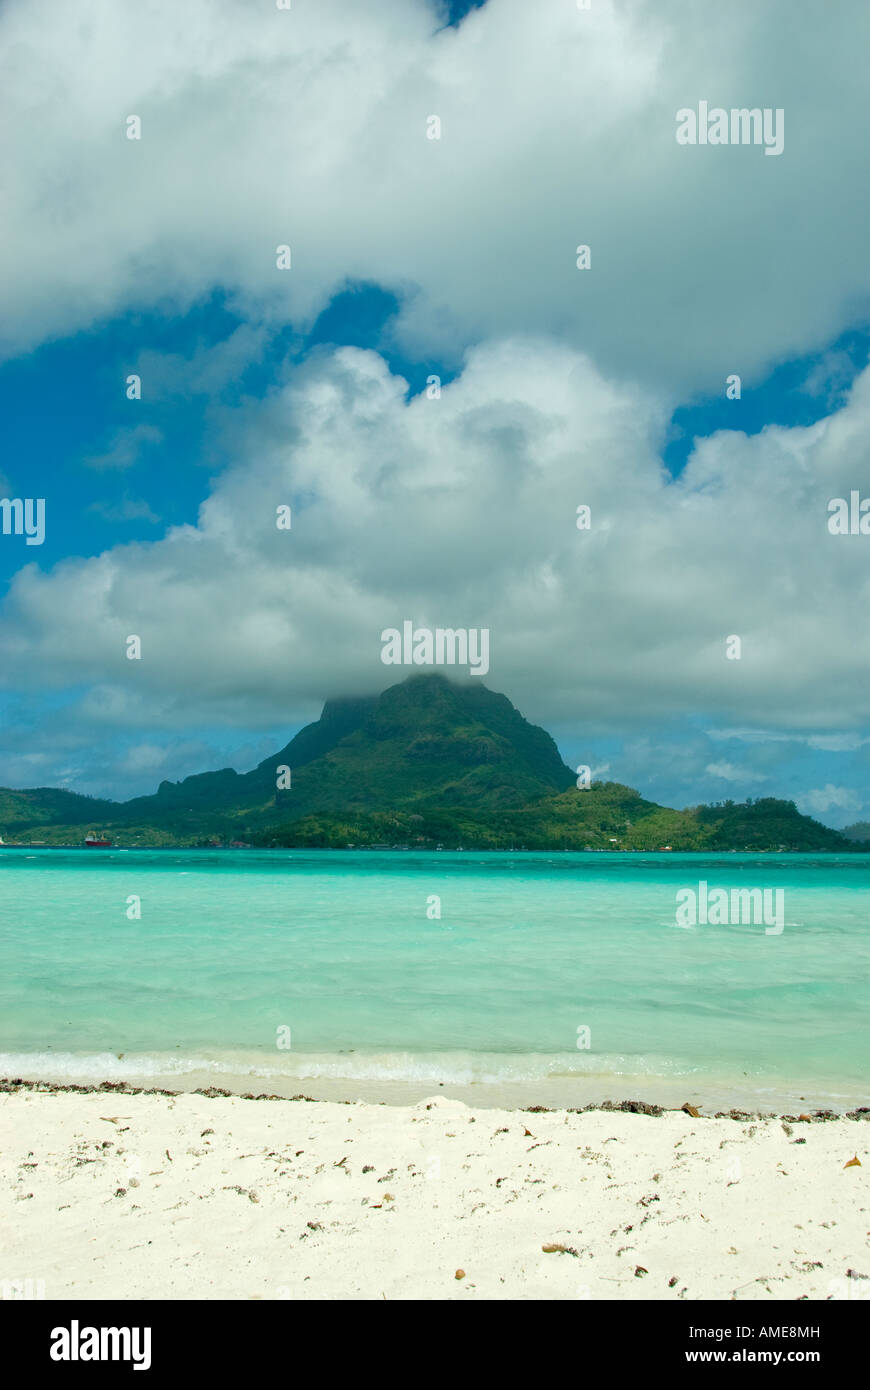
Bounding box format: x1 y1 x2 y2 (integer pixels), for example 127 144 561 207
1 1083 868 1301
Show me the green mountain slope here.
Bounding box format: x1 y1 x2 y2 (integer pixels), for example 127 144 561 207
0 675 856 851
0 787 118 838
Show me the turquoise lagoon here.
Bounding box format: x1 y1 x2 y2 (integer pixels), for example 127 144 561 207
0 849 867 1108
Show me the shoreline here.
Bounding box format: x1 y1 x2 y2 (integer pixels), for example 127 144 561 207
3 1074 868 1122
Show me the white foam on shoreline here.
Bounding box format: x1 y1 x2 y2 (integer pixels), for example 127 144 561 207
1 1050 865 1113
0 1047 700 1083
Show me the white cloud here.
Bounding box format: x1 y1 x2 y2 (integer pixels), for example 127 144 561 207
705 762 767 784
797 785 863 818
3 338 870 742
709 728 870 752
84 425 164 471
1 0 869 394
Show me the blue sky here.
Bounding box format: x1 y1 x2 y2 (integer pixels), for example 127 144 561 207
0 283 442 587
2 0 870 825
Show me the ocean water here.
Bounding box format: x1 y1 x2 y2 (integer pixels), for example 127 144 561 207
1 849 868 1107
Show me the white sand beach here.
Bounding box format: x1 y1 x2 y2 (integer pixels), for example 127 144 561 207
1 1083 868 1301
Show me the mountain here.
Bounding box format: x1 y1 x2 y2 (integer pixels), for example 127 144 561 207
0 674 857 851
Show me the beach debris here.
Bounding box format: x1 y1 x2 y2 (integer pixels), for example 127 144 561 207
455 1269 465 1280
635 1266 648 1277
383 1194 394 1202
362 1165 375 1173
165 1150 173 1162
542 1243 579 1256
681 1103 701 1118
798 1114 812 1122
600 1099 663 1116
844 1156 862 1168
846 1268 869 1280
100 1116 130 1125
201 1129 214 1137
333 1156 348 1168
523 1127 534 1137
306 1220 321 1230
668 1276 678 1287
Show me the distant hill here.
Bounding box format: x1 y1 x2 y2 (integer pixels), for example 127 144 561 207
842 821 870 843
0 786 119 835
0 675 857 851
692 797 852 852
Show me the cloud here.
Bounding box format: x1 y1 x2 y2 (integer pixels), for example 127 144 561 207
1 0 869 394
84 424 164 471
801 351 859 407
89 495 161 523
705 762 767 784
709 728 870 752
133 324 272 403
3 338 870 747
797 785 863 818
0 706 283 801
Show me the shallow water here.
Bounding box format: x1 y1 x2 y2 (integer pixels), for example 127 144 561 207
1 849 867 1106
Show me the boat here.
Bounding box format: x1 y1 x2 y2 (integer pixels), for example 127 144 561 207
84 833 113 848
